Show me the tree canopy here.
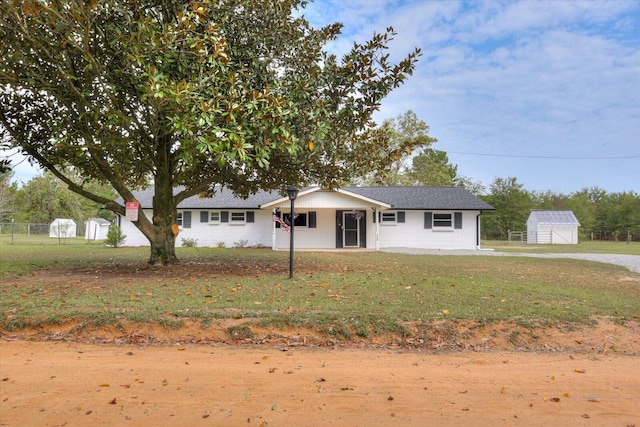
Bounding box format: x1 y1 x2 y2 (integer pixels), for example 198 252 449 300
0 0 421 264
358 110 478 189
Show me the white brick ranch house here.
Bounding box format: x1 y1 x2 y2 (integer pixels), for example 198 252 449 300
116 186 495 250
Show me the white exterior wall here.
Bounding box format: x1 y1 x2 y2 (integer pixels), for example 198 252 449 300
377 210 480 250
119 208 482 250
119 209 273 247
527 221 578 244
195 210 273 247
526 218 539 244
85 219 110 240
545 224 578 244
273 209 338 249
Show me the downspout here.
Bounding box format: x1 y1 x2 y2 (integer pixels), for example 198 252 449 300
476 212 482 249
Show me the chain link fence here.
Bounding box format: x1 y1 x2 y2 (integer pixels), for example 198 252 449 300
0 222 97 245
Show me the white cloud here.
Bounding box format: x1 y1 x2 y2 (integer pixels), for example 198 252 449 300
301 0 639 192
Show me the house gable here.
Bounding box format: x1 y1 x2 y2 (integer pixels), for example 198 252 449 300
261 187 391 210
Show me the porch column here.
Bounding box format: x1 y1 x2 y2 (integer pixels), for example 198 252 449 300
375 208 380 250
271 209 277 251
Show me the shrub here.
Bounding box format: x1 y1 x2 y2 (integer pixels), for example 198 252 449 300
181 237 198 247
233 239 248 248
105 225 126 248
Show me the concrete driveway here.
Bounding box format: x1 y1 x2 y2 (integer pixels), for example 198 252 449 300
381 248 640 274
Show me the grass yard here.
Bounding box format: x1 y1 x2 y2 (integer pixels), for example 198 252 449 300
485 239 640 255
1 243 639 344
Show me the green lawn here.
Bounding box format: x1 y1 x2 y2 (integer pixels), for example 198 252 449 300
1 244 639 340
485 240 640 255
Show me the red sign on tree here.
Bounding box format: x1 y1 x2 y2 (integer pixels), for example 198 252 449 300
125 202 139 222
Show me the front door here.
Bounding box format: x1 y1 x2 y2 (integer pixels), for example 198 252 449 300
336 210 366 248
343 211 360 248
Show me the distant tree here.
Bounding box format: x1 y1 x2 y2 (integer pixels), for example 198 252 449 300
565 187 607 239
405 149 459 187
357 110 438 185
12 173 80 223
616 192 640 237
595 191 640 240
530 190 570 211
12 172 115 224
456 175 486 195
0 170 16 222
0 0 421 264
481 177 532 240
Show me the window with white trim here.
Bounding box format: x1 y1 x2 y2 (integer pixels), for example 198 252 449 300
210 211 220 223
230 212 246 223
176 211 191 228
283 212 308 228
381 212 397 223
433 213 453 228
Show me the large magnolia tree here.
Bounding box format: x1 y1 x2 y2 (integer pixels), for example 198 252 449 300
0 0 422 264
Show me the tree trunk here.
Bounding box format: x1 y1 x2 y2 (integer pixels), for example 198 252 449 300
147 169 179 265
149 226 178 265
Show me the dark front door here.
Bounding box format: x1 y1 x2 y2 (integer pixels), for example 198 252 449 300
336 210 367 248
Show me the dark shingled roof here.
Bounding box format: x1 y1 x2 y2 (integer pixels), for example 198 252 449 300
128 187 279 209
126 186 494 211
345 186 494 210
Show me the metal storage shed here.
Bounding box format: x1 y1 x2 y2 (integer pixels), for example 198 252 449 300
526 210 580 244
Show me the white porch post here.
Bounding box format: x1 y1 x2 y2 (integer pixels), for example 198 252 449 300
375 208 380 250
271 209 277 251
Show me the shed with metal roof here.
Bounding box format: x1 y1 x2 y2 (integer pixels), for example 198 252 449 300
526 210 581 244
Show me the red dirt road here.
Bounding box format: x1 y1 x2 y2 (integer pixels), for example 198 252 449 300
2 341 639 426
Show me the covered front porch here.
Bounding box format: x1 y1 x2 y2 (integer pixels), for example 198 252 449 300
261 188 390 251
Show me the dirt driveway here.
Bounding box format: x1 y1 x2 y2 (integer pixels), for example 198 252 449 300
2 338 639 427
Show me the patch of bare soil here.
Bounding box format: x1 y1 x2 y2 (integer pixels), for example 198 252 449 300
2 335 640 426
2 317 640 356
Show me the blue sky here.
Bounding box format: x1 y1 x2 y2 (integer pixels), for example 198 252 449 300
302 0 640 194
5 0 640 194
